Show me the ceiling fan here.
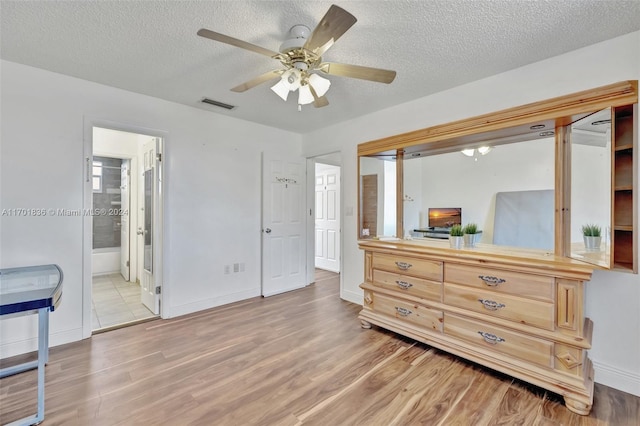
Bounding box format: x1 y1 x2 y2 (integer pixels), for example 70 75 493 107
197 4 397 109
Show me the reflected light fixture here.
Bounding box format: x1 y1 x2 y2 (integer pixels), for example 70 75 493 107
461 146 492 156
461 146 493 160
477 146 492 155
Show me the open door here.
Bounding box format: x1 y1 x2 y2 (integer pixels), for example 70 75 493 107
262 154 307 296
120 160 130 281
140 137 161 314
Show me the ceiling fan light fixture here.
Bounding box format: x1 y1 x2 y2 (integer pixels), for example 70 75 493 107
461 149 475 157
308 73 331 97
283 68 302 91
271 79 290 101
478 146 492 155
298 84 314 105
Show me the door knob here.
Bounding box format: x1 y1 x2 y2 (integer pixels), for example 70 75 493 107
264 228 272 234
137 228 144 235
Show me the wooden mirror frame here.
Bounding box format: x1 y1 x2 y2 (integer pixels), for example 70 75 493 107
358 80 638 271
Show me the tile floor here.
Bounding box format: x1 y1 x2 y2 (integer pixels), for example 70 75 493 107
92 273 156 330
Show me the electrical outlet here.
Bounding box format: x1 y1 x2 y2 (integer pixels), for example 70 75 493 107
233 263 240 273
224 265 231 275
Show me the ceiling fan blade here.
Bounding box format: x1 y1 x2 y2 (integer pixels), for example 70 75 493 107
309 84 329 108
231 70 284 92
304 5 357 56
197 28 280 58
319 62 396 84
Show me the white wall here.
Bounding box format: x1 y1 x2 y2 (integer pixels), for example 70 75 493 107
0 60 301 357
302 31 640 395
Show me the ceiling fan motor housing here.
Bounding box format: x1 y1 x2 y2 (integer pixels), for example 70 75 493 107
279 25 311 53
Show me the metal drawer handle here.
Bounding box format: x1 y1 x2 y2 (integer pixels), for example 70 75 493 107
478 275 506 286
478 299 506 311
395 261 412 270
396 280 413 290
395 307 412 317
478 331 505 345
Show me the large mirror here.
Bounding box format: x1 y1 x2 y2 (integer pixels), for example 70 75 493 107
359 115 614 254
402 136 556 251
569 108 612 267
357 81 636 272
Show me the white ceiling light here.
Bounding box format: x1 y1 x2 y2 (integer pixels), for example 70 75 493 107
270 68 303 101
298 84 314 105
477 146 492 155
273 70 332 108
271 79 290 101
308 73 331 97
461 146 492 157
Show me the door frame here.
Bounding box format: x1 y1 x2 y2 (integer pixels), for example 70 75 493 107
82 117 167 338
306 153 343 292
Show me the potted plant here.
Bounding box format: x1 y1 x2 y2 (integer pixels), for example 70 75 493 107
462 223 482 247
449 224 464 249
582 223 602 251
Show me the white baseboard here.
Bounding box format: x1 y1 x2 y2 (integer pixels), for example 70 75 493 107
164 288 261 319
1 327 84 359
593 360 640 397
341 288 363 305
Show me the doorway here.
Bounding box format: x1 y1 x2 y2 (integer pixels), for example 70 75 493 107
314 162 341 273
308 152 342 297
88 126 163 331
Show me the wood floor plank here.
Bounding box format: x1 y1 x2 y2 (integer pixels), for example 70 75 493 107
1 270 638 425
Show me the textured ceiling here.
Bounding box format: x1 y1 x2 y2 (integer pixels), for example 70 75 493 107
1 1 639 134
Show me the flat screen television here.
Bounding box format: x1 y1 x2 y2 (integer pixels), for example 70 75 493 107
428 208 462 228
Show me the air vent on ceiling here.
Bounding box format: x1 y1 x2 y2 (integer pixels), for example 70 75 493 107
201 98 236 110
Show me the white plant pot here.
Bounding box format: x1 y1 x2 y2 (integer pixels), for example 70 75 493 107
583 235 602 251
449 236 463 249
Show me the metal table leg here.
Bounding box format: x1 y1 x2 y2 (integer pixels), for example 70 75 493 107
2 307 48 426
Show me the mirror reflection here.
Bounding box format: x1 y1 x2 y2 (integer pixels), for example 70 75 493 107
402 138 556 250
359 156 396 238
569 108 612 267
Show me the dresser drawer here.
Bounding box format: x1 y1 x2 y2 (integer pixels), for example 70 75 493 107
444 313 553 368
373 270 441 302
444 283 554 331
371 292 443 333
444 264 554 302
373 253 442 281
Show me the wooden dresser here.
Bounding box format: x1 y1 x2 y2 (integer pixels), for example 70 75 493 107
359 239 596 415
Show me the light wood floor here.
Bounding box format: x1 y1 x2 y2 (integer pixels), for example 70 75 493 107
1 270 639 425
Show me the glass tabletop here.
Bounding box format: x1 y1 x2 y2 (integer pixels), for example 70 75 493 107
0 264 63 315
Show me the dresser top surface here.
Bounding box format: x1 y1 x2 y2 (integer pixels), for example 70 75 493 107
359 239 595 279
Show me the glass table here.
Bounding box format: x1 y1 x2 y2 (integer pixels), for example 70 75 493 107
0 264 63 426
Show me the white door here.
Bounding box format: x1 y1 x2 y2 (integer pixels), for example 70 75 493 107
315 164 341 272
120 160 130 281
262 154 307 297
140 138 161 314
